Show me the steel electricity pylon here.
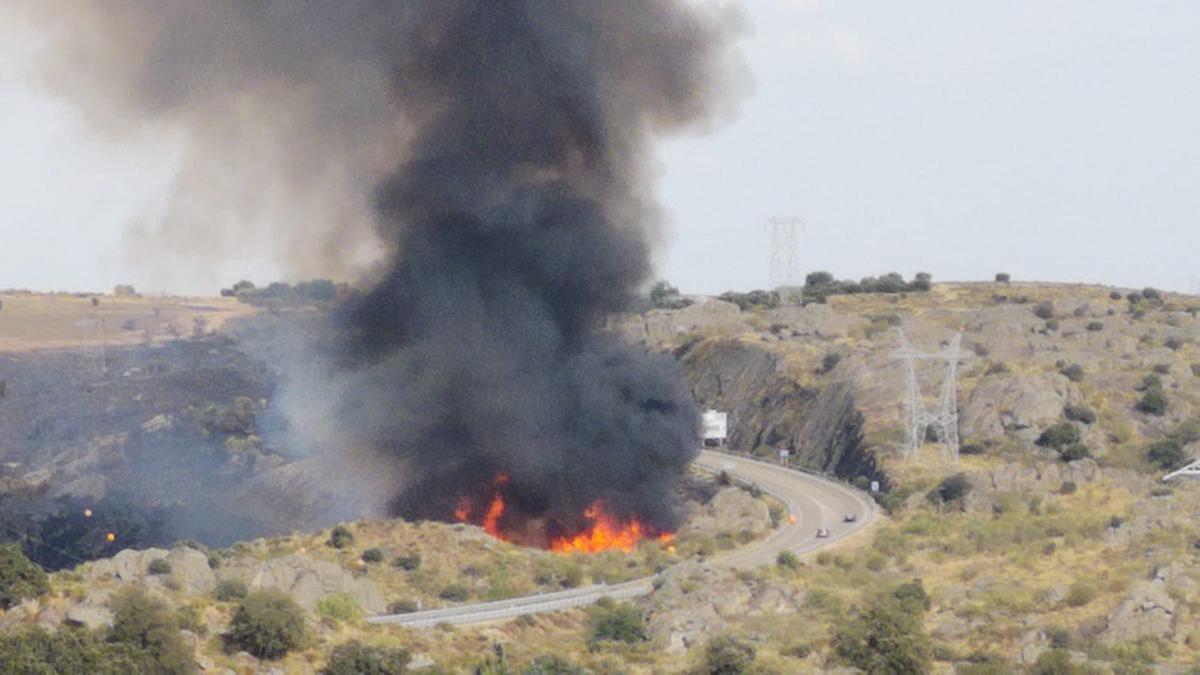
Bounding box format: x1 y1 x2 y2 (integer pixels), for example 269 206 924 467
767 217 805 289
892 330 964 462
1163 459 1200 481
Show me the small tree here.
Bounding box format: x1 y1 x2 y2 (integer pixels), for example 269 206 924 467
587 600 647 646
1148 440 1187 471
361 548 384 564
215 579 248 601
0 544 49 610
995 273 1011 283
1033 303 1054 320
1165 337 1183 351
107 587 192 674
1036 422 1081 449
1059 363 1085 383
1059 444 1091 462
911 272 932 292
703 635 756 674
225 590 308 660
1063 405 1096 424
392 553 421 571
1138 389 1169 416
1086 321 1104 331
776 551 800 570
649 281 681 308
328 525 354 550
935 473 971 503
833 593 932 673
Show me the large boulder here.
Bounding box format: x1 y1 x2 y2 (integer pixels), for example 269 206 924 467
164 547 217 594
1101 579 1176 644
218 553 385 614
682 487 770 537
960 373 1080 443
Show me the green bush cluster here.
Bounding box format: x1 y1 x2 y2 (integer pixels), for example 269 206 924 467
322 641 411 675
702 635 757 674
361 548 384 564
222 278 339 304
718 289 780 311
148 558 172 575
0 544 49 610
328 525 354 550
1033 303 1055 320
1059 363 1085 382
392 552 422 571
1036 422 1080 449
439 583 470 602
215 579 248 601
224 590 308 660
587 599 647 647
1063 404 1096 424
108 587 194 674
648 281 693 310
833 583 933 673
800 270 931 304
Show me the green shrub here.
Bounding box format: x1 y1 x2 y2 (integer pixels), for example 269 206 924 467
439 583 470 602
316 593 362 622
892 579 932 612
703 634 756 674
782 643 812 659
225 590 308 660
819 352 842 375
387 599 418 614
147 559 172 575
1059 363 1085 382
107 587 192 674
776 551 800 570
1033 303 1055 320
392 552 422 571
1137 389 1169 416
322 641 411 675
587 600 647 646
0 543 49 610
1153 363 1172 375
0 626 140 674
1065 581 1096 607
215 579 248 601
1033 648 1087 675
1036 422 1080 449
1086 321 1104 331
1141 373 1162 390
1143 287 1162 300
1060 481 1077 495
328 525 354 549
960 443 986 455
1165 336 1183 350
1063 405 1096 424
361 548 384 564
1059 444 1091 462
1148 440 1187 471
985 361 1010 376
995 273 1011 283
936 473 972 503
523 653 587 674
1109 290 1122 300
1045 319 1060 331
833 594 932 673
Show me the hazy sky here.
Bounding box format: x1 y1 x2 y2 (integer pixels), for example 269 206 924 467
2 1 1198 296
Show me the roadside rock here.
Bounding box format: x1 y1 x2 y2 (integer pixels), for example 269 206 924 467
682 487 770 536
83 547 170 582
645 562 799 653
66 602 114 630
1101 579 1176 644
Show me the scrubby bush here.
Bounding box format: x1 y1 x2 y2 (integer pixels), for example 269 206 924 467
1065 581 1096 607
1060 481 1077 495
818 352 842 375
935 473 971 503
1059 444 1091 462
985 361 1010 375
1153 363 1172 375
108 587 192 674
1086 321 1104 331
776 551 800 570
361 548 384 564
1142 287 1162 301
833 591 932 673
316 593 362 622
1192 363 1200 377
1137 388 1169 416
587 600 647 647
1036 422 1081 449
328 525 354 549
215 579 248 601
995 273 1011 283
1063 404 1096 424
147 558 172 575
648 281 693 310
703 635 756 674
322 641 411 675
1045 318 1059 331
0 626 140 674
1059 363 1085 382
0 543 49 610
718 290 780 312
225 590 308 660
959 443 986 455
391 552 421 571
1109 290 1122 300
1148 440 1187 471
1033 303 1055 320
1033 649 1087 675
439 583 470 602
524 653 587 674
892 579 932 612
387 599 418 614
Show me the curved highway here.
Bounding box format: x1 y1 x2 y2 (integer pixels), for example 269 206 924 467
367 450 878 628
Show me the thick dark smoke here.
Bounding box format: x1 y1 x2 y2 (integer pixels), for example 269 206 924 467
20 1 746 540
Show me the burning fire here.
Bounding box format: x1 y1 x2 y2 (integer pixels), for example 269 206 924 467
454 474 673 554
550 501 674 554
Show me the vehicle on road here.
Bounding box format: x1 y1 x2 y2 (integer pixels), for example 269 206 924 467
843 512 857 522
816 528 830 538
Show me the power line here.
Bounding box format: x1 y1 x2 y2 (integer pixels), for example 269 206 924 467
766 217 805 289
892 330 964 462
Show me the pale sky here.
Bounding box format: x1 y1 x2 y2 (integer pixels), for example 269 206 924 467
2 1 1199 296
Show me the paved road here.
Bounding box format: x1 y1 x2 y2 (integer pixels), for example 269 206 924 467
367 450 877 628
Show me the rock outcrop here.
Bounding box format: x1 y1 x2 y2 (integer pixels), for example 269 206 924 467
1101 579 1176 644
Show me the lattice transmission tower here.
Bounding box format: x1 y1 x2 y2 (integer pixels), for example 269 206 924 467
767 217 805 289
892 330 964 462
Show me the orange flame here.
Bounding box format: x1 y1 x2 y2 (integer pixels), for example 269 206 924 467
550 501 672 554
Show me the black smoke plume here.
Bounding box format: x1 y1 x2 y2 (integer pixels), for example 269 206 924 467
18 1 746 542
